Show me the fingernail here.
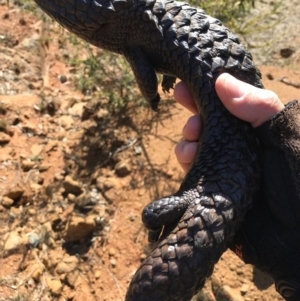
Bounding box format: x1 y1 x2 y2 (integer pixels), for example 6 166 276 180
224 74 248 100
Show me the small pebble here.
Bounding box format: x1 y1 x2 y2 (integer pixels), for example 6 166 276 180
241 283 249 295
110 258 117 267
60 74 67 83
108 247 116 257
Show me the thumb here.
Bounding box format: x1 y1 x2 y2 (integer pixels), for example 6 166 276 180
216 73 284 127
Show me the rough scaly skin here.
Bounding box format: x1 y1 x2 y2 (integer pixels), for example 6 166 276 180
34 0 263 300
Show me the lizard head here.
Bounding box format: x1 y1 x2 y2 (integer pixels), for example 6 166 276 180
34 0 134 52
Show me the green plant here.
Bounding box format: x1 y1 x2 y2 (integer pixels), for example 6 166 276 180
191 0 255 24
194 0 281 38
0 103 7 115
65 38 146 112
7 0 40 14
30 156 43 162
8 295 31 301
233 0 282 36
0 119 7 132
9 294 30 301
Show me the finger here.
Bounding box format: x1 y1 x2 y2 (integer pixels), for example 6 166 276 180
182 115 202 141
175 140 198 173
174 81 199 114
216 73 284 128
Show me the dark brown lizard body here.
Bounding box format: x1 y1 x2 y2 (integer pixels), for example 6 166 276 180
34 0 262 300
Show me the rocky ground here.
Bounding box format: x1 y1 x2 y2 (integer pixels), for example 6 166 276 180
0 1 300 301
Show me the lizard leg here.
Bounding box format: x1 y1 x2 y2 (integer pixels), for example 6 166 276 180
124 47 160 111
162 75 176 93
142 195 188 242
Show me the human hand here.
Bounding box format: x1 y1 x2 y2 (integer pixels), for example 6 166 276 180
174 73 300 301
175 73 283 172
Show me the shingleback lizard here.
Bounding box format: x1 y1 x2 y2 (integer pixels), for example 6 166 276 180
34 0 263 300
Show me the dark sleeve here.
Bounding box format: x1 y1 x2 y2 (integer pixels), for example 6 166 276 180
230 100 300 301
255 100 300 229
255 100 300 301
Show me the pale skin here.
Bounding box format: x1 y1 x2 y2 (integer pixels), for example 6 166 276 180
175 73 285 173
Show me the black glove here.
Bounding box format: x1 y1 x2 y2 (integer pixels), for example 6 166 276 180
229 100 300 301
